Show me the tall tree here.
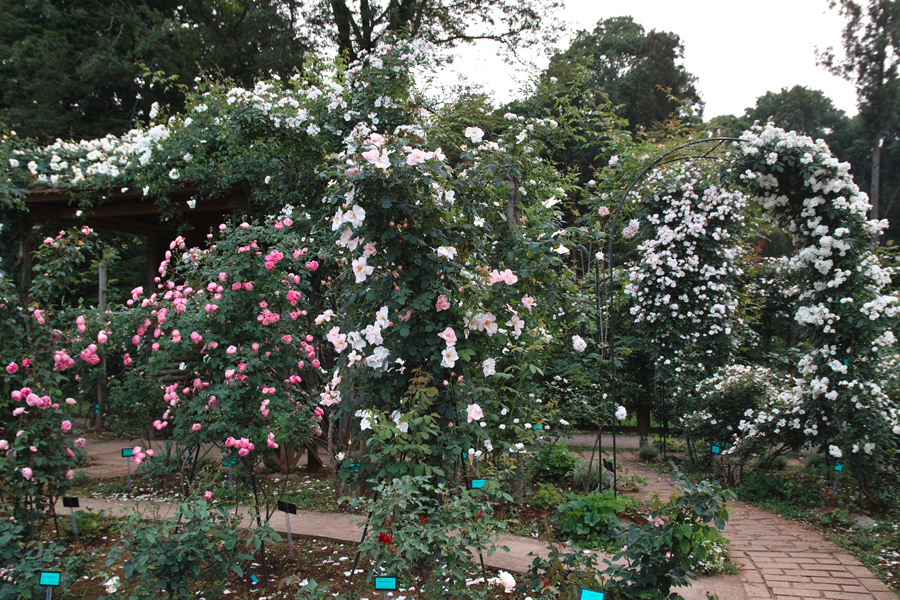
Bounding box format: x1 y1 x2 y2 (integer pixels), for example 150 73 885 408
298 0 562 63
0 0 312 140
819 0 900 222
546 16 703 132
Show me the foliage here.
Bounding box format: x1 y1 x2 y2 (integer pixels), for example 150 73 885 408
625 161 747 411
522 469 732 600
638 445 660 462
529 482 567 510
551 489 634 544
0 0 310 140
819 0 900 220
546 16 702 132
729 124 900 503
727 85 852 142
0 517 92 600
353 475 508 598
102 499 275 600
528 442 578 482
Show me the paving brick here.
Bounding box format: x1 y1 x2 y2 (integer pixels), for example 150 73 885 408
860 577 893 592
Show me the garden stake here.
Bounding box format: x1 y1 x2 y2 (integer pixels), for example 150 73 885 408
250 474 269 587
29 495 35 542
227 466 233 489
126 454 131 492
69 505 79 543
284 510 294 559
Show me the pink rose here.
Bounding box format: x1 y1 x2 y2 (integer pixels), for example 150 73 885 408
466 403 484 423
204 490 213 500
66 470 74 480
5 362 17 374
21 467 32 480
61 420 72 432
192 423 201 432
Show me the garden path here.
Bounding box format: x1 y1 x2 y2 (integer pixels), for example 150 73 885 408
74 435 743 599
616 453 897 600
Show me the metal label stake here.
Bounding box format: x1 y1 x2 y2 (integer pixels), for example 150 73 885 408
62 497 79 543
122 448 133 491
277 501 297 558
39 571 60 600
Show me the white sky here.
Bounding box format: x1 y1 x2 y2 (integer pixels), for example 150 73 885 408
437 0 860 119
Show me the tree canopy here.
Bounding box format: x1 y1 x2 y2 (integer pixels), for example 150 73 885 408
0 0 562 141
546 16 702 132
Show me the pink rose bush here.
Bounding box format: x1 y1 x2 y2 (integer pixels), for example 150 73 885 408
115 217 325 479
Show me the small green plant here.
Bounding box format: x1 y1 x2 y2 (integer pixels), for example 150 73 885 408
819 508 850 527
353 475 507 598
638 445 660 463
551 490 635 543
0 517 92 600
522 468 733 599
528 443 578 483
529 483 566 510
103 498 277 600
737 474 788 502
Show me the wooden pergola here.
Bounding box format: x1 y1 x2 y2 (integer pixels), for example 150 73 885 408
22 186 245 290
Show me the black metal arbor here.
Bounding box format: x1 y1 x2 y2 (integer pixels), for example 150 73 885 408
600 138 744 495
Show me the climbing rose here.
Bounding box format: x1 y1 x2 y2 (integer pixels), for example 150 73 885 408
466 404 484 423
21 467 33 480
572 335 587 352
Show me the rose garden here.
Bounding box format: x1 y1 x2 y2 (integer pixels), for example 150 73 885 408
1 37 900 600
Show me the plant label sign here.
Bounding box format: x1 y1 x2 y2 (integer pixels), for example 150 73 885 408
533 425 543 430
62 497 79 508
835 463 844 472
468 478 487 490
579 588 606 600
121 448 133 457
374 576 398 590
277 500 297 514
602 458 614 472
39 572 61 587
711 443 722 455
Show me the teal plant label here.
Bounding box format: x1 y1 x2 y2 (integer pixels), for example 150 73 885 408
835 463 844 472
39 572 61 587
374 576 398 590
121 448 133 457
469 478 486 489
711 443 721 455
250 574 259 584
579 588 605 599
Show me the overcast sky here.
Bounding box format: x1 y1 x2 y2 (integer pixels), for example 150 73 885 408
436 0 860 119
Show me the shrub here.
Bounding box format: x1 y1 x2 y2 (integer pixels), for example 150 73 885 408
103 498 275 600
569 458 608 492
529 483 566 510
353 475 507 598
552 490 634 543
0 517 92 600
521 469 733 600
528 443 578 483
638 445 659 463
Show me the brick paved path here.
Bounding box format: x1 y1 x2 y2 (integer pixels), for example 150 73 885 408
618 453 897 600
